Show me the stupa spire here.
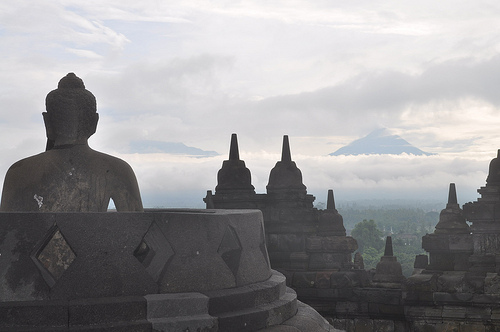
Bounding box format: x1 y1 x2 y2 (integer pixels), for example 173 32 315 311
384 236 394 257
281 135 292 162
327 189 335 210
214 134 255 195
229 133 240 161
447 183 458 207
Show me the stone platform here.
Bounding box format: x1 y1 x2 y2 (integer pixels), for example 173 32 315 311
0 210 336 331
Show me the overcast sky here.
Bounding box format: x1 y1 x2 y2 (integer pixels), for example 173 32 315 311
1 1 500 208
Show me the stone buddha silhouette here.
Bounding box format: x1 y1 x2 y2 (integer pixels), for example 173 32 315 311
0 73 143 212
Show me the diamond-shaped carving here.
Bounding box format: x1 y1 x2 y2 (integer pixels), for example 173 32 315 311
218 225 242 277
32 225 76 288
134 221 174 282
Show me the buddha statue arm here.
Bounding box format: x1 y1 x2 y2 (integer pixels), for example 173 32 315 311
108 161 144 212
0 163 37 211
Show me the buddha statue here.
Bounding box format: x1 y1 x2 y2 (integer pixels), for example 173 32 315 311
0 73 143 212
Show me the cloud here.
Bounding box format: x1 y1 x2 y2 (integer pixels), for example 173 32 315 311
114 150 490 209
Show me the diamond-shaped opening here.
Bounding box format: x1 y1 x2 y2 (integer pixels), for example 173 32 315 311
218 225 242 277
31 225 76 288
134 221 174 282
134 240 152 264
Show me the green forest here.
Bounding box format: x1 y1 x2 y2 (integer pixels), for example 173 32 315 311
338 207 440 276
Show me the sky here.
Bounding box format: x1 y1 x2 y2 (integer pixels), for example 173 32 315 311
1 1 500 208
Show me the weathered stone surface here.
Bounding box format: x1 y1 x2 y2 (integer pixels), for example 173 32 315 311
373 319 395 332
145 293 209 318
460 323 486 332
292 272 317 289
308 253 343 270
0 213 54 301
306 236 357 253
271 301 338 332
49 213 157 300
0 300 68 329
353 318 373 332
68 296 147 327
437 272 466 293
289 252 309 270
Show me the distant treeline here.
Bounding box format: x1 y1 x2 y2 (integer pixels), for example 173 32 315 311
336 207 440 235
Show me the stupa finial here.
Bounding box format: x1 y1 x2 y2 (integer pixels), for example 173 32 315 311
384 236 394 257
447 183 458 207
229 133 240 161
327 189 335 210
281 135 291 162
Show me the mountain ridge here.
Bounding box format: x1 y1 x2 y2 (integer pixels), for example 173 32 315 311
330 128 434 156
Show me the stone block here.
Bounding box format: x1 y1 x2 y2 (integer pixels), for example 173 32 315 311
337 287 353 299
305 236 322 251
405 273 438 292
145 293 209 319
305 236 357 253
353 318 373 332
0 300 68 328
295 288 319 298
463 274 485 293
459 323 486 332
279 299 333 332
269 252 291 268
69 321 152 331
315 271 333 289
484 273 500 294
336 302 359 315
254 272 287 306
365 288 402 305
486 324 500 332
331 318 347 330
424 306 444 323
374 319 395 332
437 272 466 293
410 321 438 332
216 288 296 332
465 306 491 320
369 303 404 317
203 270 285 316
315 288 337 298
330 272 354 289
442 306 466 320
472 293 500 305
148 315 217 332
292 272 317 288
217 307 268 332
68 296 147 327
265 290 297 326
394 320 408 332
491 307 500 320
406 305 428 318
308 253 343 270
433 322 459 331
290 252 309 270
277 234 305 252
433 292 473 305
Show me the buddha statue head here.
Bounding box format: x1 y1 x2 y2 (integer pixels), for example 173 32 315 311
43 73 99 150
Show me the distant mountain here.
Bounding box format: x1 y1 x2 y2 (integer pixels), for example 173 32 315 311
129 140 219 157
330 128 434 156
